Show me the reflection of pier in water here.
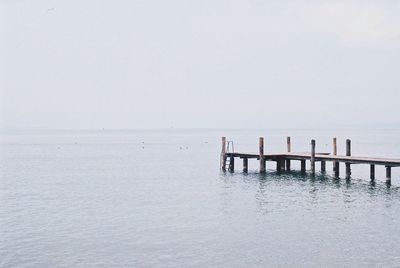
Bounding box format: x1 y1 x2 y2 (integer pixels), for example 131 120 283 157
220 137 400 185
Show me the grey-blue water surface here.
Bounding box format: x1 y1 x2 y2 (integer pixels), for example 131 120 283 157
1 129 400 267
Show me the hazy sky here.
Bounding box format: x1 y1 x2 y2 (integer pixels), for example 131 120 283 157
1 0 400 129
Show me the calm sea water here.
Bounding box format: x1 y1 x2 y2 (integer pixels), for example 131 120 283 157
1 129 400 267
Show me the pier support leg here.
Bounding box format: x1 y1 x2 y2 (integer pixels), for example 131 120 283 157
280 159 286 171
222 155 227 172
277 160 281 172
370 165 375 181
221 137 227 172
345 139 351 179
243 158 248 173
334 162 340 177
259 137 265 173
311 140 316 175
229 156 234 173
345 164 351 179
386 166 391 184
301 160 306 173
321 161 326 173
286 159 291 171
333 137 337 172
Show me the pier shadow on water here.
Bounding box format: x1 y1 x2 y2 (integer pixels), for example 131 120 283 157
217 171 400 230
219 170 400 202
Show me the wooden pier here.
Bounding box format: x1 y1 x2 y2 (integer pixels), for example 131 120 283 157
220 137 400 184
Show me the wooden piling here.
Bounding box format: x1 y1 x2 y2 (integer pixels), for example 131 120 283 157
346 139 351 179
243 158 248 173
277 160 282 172
301 160 306 173
386 166 391 184
370 164 375 181
286 136 291 171
333 137 337 172
229 155 234 172
334 162 340 177
311 140 316 175
281 158 286 171
259 137 265 173
221 137 227 172
321 161 326 173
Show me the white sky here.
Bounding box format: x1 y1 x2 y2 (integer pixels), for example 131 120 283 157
1 0 400 129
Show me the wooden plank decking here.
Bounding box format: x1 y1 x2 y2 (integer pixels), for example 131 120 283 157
226 152 400 167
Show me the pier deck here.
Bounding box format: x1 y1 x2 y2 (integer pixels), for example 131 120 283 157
220 136 400 184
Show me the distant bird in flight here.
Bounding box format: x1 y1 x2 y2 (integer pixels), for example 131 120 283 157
44 8 55 14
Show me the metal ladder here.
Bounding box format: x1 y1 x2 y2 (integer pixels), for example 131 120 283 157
224 141 235 171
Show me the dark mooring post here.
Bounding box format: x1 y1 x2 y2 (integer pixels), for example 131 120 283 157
243 158 248 173
370 165 375 181
221 137 227 172
386 166 392 184
301 160 306 173
333 137 337 173
229 155 235 172
346 139 351 179
259 137 266 173
286 136 291 171
311 140 316 175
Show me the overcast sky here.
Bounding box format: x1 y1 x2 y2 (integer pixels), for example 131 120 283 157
1 0 400 129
